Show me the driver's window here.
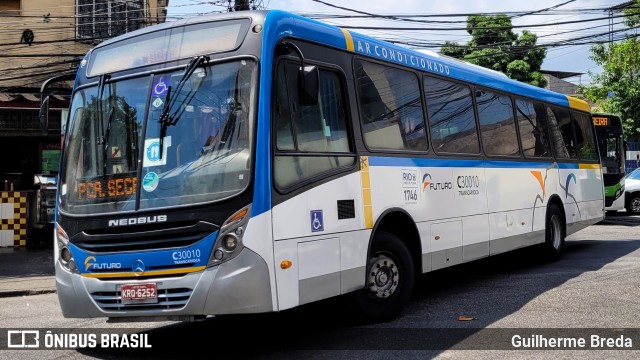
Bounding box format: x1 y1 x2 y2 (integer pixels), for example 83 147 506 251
273 60 355 190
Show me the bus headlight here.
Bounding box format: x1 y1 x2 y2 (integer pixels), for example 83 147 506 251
223 234 238 251
56 223 78 273
208 205 251 267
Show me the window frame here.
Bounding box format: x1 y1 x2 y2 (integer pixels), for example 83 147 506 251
546 104 579 162
513 96 554 161
271 56 358 194
571 109 600 164
422 73 482 156
473 85 523 159
353 56 430 155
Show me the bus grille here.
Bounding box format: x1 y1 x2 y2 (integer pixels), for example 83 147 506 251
72 221 217 253
91 288 193 311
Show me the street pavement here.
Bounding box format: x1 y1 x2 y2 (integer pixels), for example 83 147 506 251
0 247 55 297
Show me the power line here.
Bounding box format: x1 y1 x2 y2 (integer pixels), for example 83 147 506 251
337 14 630 31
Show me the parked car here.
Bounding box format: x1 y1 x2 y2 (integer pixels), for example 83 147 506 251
625 168 640 214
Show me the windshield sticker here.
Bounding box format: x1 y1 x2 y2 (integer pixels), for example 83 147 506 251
142 172 159 192
111 146 121 158
143 137 171 167
152 75 171 97
152 97 163 108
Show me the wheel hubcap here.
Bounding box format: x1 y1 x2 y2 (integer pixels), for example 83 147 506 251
550 215 561 250
632 199 640 212
367 253 399 300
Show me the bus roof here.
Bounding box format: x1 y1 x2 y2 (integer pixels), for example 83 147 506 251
90 10 589 112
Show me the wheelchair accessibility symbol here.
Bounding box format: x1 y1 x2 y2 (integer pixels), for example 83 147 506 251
152 76 171 96
310 210 324 232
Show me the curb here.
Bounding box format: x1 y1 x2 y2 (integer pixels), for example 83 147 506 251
0 289 57 298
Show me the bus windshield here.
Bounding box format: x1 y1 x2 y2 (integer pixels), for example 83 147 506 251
59 59 256 215
597 131 624 175
594 115 625 175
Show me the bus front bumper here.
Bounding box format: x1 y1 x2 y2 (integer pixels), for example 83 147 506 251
55 247 273 318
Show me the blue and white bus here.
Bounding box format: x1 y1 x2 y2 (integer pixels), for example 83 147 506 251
51 10 604 321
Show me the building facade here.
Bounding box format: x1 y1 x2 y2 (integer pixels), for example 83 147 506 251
0 0 169 247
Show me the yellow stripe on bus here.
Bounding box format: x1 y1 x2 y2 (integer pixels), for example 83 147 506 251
567 96 590 113
82 266 206 279
341 28 355 52
579 163 601 169
360 156 373 229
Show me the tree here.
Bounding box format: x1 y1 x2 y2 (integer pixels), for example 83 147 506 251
578 1 640 140
440 14 547 87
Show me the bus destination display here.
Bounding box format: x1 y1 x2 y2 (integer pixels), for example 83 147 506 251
76 174 137 200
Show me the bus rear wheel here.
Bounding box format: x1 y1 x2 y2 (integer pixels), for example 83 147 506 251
350 231 414 321
542 203 565 261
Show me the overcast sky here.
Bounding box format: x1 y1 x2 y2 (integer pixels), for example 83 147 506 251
167 0 632 85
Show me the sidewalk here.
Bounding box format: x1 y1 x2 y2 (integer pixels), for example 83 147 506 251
0 247 56 297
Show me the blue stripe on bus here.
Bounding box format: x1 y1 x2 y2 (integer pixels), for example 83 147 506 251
369 156 566 169
369 157 483 168
557 163 580 169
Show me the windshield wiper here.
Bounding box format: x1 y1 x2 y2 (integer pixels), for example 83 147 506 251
102 106 115 175
157 55 210 159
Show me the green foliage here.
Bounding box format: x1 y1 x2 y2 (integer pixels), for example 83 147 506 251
441 14 547 88
578 2 640 140
624 0 640 26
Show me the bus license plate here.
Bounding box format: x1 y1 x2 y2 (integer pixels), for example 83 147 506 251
120 283 157 304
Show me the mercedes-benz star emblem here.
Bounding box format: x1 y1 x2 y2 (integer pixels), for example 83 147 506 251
132 260 145 276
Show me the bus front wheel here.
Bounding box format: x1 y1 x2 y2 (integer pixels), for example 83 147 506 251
350 231 414 321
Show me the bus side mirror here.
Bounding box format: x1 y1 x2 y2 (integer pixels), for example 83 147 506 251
39 95 50 133
298 65 319 106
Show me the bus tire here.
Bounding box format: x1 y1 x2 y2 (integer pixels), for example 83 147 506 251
625 194 640 214
350 231 414 321
542 203 565 261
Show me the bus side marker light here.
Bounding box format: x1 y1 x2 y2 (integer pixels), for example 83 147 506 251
281 260 292 269
227 208 248 224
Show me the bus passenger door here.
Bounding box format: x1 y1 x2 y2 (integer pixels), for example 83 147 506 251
270 50 363 310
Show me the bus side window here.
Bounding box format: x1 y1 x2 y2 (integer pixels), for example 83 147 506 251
572 112 598 161
475 89 519 157
354 60 427 151
547 106 576 159
273 60 355 190
424 76 479 154
515 98 552 158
